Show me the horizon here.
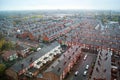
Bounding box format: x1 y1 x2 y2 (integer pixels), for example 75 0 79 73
0 9 120 12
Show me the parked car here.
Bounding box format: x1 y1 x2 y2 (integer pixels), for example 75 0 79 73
83 70 87 76
85 65 89 70
74 71 79 76
37 47 41 51
84 54 88 60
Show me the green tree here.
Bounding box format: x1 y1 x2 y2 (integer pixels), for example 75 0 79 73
1 41 14 51
118 16 120 24
0 64 6 76
29 47 36 52
0 32 15 51
0 33 4 40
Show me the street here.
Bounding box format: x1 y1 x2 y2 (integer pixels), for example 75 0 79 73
65 52 97 80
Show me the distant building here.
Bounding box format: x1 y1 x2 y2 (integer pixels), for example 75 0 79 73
16 31 35 41
107 21 120 29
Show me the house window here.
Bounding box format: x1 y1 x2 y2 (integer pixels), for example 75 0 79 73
44 57 48 60
37 61 42 65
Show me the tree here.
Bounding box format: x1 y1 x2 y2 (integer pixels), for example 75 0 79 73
0 39 5 51
118 16 120 24
0 32 14 51
29 47 37 52
0 41 14 51
0 64 6 76
5 69 18 80
0 32 5 39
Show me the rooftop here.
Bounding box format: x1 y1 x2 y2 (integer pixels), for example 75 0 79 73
11 41 59 73
91 49 111 80
45 45 81 76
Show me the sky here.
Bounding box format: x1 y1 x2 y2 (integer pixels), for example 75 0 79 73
0 0 120 10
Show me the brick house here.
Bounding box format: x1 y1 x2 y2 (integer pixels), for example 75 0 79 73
16 44 30 58
2 51 18 61
42 46 82 80
16 31 35 41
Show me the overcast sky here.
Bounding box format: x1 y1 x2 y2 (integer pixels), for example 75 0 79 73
0 0 120 10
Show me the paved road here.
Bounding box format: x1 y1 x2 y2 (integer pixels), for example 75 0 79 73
65 53 97 80
73 53 96 80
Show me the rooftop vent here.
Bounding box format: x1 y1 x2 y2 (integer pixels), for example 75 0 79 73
57 67 61 72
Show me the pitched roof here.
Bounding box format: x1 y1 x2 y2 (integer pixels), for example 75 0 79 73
45 46 80 76
2 51 16 58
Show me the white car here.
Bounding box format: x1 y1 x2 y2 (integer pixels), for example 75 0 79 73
37 47 41 51
83 70 87 76
74 71 79 76
85 65 89 70
83 54 88 60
